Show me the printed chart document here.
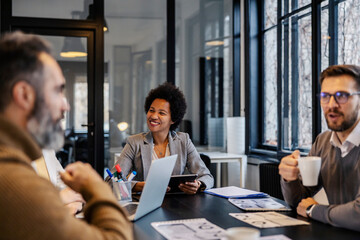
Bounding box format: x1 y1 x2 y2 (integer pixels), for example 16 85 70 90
228 198 291 211
151 218 225 240
204 186 268 199
261 235 292 240
229 212 309 228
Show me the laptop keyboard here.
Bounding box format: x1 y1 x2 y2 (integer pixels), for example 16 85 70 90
123 203 138 215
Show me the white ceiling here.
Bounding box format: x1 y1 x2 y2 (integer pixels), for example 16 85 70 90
105 0 166 19
12 0 166 20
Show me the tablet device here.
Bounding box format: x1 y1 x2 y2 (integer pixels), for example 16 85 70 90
168 174 198 193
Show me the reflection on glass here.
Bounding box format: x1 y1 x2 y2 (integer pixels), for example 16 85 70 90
12 0 93 20
40 35 88 166
175 0 233 148
104 0 167 168
74 81 88 131
42 36 88 134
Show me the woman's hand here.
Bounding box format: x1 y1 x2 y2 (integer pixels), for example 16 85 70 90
133 181 145 192
134 181 170 192
179 180 201 195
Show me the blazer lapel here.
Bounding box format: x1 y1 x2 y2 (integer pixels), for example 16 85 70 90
168 131 178 155
141 132 153 180
168 131 180 173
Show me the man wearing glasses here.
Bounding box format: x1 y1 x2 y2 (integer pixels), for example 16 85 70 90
279 65 360 231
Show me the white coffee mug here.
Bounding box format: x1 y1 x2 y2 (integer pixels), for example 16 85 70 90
225 227 260 240
298 156 321 186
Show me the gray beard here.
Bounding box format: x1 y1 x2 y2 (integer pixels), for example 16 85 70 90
27 106 64 151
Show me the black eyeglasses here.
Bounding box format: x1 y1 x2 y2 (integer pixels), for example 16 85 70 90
318 91 360 104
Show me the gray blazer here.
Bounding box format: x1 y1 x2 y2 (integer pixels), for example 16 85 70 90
112 131 214 189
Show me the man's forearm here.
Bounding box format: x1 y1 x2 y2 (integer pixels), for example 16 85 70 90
311 199 360 232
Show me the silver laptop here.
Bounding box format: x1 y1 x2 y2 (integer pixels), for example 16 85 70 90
121 154 177 221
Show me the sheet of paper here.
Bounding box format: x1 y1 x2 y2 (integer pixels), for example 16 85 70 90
205 186 267 198
151 218 225 240
229 212 309 228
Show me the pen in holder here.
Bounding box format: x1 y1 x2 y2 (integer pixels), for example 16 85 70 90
112 180 132 203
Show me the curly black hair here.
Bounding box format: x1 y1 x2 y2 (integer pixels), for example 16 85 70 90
144 82 187 131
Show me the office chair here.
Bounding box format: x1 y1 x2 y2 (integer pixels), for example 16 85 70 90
179 119 193 141
259 162 284 200
199 153 211 169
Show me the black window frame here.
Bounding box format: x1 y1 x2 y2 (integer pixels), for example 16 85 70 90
246 0 344 160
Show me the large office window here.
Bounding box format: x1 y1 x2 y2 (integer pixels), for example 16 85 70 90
253 0 360 157
262 1 278 147
281 5 313 150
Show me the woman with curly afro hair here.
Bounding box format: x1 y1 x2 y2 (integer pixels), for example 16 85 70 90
112 82 213 194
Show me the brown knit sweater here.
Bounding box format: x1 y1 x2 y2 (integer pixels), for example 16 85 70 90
0 116 133 240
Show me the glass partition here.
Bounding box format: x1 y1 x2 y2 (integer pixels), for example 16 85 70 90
104 0 167 167
12 0 93 19
175 0 233 149
41 35 88 167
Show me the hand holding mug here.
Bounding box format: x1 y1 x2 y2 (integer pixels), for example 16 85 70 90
279 150 300 181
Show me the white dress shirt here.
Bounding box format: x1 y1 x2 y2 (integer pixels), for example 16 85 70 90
330 120 360 157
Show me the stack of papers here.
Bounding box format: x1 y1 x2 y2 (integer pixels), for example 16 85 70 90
204 186 268 199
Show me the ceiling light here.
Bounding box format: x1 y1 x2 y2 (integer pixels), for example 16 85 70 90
60 37 87 58
117 122 129 132
104 19 109 32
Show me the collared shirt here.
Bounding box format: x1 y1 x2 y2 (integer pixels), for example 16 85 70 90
330 120 360 157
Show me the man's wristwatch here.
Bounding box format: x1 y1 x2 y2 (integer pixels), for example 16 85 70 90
306 204 316 218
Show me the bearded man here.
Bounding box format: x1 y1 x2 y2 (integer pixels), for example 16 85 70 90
0 32 132 239
279 65 360 232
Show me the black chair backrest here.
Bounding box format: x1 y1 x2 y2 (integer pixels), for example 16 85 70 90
259 162 284 200
199 153 211 169
179 119 193 141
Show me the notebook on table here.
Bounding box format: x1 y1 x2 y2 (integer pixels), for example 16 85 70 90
204 186 269 199
121 154 177 221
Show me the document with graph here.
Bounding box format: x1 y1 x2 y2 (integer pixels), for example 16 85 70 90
228 198 291 211
229 212 309 228
151 218 225 240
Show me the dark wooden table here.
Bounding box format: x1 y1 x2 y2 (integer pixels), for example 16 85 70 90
132 193 359 240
